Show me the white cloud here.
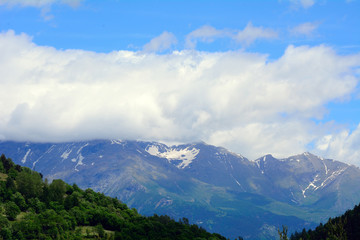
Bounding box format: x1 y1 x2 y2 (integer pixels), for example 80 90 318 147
290 0 315 9
0 30 360 163
300 0 315 8
290 22 319 36
186 23 277 49
143 31 177 52
314 125 360 166
185 25 231 49
234 22 278 47
0 0 82 20
0 0 82 8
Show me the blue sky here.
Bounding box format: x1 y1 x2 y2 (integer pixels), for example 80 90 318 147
1 0 360 164
2 1 359 55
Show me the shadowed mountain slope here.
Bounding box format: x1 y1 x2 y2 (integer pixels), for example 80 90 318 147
1 140 360 239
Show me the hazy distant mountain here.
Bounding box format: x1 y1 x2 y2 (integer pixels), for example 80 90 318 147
1 140 360 239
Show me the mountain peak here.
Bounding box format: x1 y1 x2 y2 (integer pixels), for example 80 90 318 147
291 151 319 160
302 151 318 158
255 154 276 162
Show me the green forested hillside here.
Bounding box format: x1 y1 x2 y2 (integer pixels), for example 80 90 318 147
0 154 228 240
290 203 360 240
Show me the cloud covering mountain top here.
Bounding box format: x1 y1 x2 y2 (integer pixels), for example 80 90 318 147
1 30 360 164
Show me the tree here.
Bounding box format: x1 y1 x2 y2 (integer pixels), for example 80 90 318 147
5 201 21 220
1 154 14 173
49 179 67 203
0 227 12 240
95 224 105 238
16 170 43 198
327 219 347 240
64 191 80 210
12 192 27 211
278 225 288 240
0 160 4 173
7 168 18 180
27 198 45 214
0 215 10 229
5 177 16 193
11 212 41 239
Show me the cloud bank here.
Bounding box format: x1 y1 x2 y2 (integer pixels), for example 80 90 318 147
1 30 360 164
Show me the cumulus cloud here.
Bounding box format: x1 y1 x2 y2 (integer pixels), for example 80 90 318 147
315 125 360 166
143 31 177 52
0 30 360 163
290 22 320 36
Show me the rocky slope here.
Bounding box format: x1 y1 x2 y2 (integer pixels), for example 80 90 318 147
1 140 360 239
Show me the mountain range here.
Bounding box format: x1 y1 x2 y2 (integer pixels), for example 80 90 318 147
1 140 360 239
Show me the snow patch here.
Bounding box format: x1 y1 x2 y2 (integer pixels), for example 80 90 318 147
110 139 123 145
77 143 89 154
61 149 72 160
74 154 85 171
234 152 245 159
323 161 328 175
146 145 200 169
45 145 55 154
314 167 348 190
155 198 173 209
228 160 234 170
74 143 89 171
301 166 348 198
254 159 261 168
301 174 320 198
21 149 31 164
231 174 244 190
32 158 40 169
227 150 245 159
290 158 300 162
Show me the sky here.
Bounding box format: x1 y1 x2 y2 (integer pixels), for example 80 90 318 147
0 0 360 165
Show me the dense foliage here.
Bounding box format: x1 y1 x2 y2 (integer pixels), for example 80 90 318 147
0 154 227 239
290 203 360 240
